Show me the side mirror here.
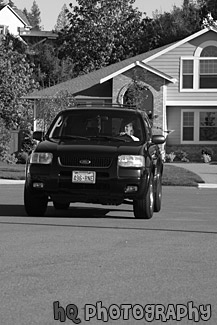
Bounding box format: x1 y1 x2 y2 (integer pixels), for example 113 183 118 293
152 135 165 145
33 131 44 141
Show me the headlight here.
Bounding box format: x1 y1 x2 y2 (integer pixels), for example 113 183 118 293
118 155 145 167
30 152 53 164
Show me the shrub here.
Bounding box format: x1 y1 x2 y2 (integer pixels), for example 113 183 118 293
174 150 189 162
165 152 176 162
16 151 28 164
201 147 214 157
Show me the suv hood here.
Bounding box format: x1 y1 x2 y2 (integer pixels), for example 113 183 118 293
35 140 144 156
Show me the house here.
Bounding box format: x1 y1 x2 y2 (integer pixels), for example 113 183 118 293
25 26 217 161
0 5 57 46
0 4 31 37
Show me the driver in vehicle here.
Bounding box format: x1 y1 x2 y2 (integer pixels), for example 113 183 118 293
120 122 140 141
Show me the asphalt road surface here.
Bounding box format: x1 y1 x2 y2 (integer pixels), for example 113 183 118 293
0 184 217 324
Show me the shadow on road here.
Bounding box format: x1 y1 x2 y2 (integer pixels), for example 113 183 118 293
1 204 217 235
0 204 133 218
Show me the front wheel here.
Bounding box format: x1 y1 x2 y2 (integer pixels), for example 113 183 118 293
24 185 48 216
154 174 162 212
133 174 154 219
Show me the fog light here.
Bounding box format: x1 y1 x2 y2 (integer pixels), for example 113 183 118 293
33 182 44 189
125 185 138 193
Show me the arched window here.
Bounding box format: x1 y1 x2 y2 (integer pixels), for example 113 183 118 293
201 46 217 57
200 46 217 88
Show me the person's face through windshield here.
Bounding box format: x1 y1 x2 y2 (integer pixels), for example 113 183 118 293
124 123 134 136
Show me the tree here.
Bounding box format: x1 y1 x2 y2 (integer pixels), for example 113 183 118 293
36 90 76 132
137 0 202 53
0 0 7 9
24 0 41 30
8 0 16 7
198 0 217 24
58 0 143 76
28 42 75 88
54 4 69 32
0 39 38 130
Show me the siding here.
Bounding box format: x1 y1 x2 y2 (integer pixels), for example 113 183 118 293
166 106 181 145
149 31 217 102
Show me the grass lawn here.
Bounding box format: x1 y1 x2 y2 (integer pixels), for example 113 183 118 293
163 164 204 187
0 161 26 180
0 161 204 186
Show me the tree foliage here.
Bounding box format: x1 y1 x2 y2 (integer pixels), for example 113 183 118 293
58 0 143 76
28 42 74 88
55 4 69 32
36 90 76 131
23 0 41 30
140 0 201 50
0 39 38 130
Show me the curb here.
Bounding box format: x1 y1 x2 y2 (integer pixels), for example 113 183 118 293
0 179 25 184
0 179 217 188
198 183 217 189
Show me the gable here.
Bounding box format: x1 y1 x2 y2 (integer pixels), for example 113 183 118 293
0 5 29 35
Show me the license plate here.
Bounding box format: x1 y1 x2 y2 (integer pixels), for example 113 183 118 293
72 171 96 184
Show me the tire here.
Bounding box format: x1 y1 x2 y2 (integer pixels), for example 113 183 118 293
133 174 154 219
154 174 162 212
53 202 70 210
24 185 48 216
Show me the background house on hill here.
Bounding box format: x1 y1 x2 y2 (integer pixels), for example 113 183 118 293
26 26 217 161
0 4 57 46
0 4 31 37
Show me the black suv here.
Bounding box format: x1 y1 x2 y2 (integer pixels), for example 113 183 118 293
24 106 165 219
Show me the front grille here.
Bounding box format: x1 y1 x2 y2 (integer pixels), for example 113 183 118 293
58 155 113 168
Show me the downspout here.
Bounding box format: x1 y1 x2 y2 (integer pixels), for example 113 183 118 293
33 100 37 131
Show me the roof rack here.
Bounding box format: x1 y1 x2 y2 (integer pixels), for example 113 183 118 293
74 102 138 109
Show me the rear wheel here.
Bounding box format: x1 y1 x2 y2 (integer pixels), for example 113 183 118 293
133 174 154 219
24 185 48 216
53 202 70 210
154 174 162 212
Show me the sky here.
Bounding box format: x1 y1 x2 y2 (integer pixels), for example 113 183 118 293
14 0 183 31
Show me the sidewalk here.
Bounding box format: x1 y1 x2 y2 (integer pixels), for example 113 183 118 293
171 162 217 188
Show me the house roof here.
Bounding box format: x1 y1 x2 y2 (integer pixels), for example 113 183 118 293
25 42 173 99
13 7 30 26
25 26 217 99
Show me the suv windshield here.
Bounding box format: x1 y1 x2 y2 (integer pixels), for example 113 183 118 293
48 109 145 143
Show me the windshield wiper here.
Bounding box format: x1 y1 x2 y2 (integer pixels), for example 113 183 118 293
88 135 129 142
52 135 90 141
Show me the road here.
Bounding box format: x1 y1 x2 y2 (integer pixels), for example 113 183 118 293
0 184 217 324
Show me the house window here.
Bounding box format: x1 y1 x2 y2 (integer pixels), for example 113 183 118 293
182 60 193 89
180 44 217 91
200 112 217 141
182 112 194 140
0 25 6 35
201 46 217 57
199 60 217 88
181 109 217 143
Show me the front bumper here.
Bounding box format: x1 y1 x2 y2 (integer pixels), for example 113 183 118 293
26 162 150 205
